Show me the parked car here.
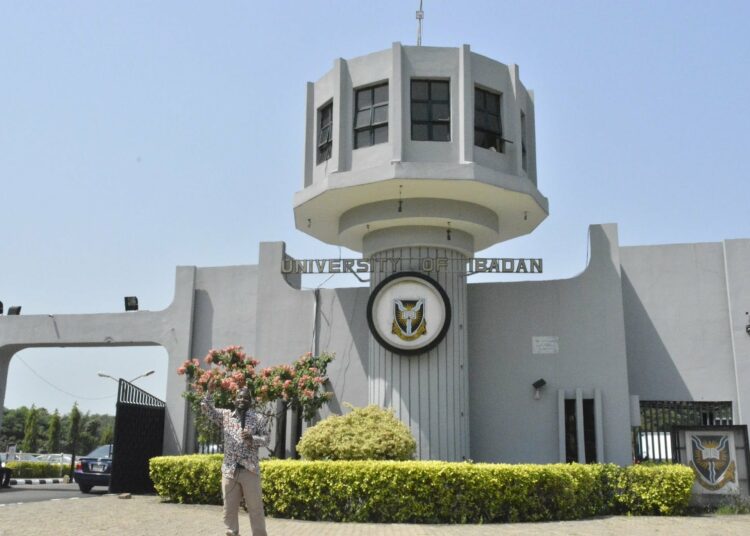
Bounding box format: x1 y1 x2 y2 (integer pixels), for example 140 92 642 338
73 444 112 493
34 453 73 465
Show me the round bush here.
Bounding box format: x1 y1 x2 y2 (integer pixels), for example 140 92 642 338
296 405 416 460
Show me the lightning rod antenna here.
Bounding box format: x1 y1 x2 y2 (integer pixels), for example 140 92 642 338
416 0 424 46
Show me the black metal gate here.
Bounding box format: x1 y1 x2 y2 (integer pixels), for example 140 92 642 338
632 400 733 462
109 379 165 493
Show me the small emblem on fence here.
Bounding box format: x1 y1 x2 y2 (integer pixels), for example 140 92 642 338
687 432 738 492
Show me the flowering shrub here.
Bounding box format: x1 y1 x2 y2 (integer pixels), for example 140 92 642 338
177 346 334 443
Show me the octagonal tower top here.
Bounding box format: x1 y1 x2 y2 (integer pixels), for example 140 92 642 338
294 43 548 257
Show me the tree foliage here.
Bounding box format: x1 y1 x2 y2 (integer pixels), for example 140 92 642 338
67 403 82 455
0 404 115 453
297 405 417 461
46 410 61 453
178 346 334 444
21 405 41 452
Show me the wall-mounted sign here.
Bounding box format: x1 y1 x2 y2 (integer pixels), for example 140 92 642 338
281 257 542 275
686 430 739 493
367 272 451 356
532 336 559 355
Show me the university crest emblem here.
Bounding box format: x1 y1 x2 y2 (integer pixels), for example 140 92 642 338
689 434 736 491
392 298 426 341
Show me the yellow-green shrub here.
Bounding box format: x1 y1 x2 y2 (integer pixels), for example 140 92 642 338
149 454 223 504
613 463 695 515
296 405 416 460
5 462 67 478
261 460 619 522
148 456 694 522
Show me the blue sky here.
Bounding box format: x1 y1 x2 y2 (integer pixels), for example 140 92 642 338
1 1 748 416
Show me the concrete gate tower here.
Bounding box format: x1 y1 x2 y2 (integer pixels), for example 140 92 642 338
294 43 548 460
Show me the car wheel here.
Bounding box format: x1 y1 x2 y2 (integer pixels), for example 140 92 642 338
78 484 93 493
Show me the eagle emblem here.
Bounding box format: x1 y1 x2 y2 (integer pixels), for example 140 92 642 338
392 299 426 341
689 434 736 490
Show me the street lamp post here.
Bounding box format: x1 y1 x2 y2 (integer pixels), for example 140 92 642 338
97 370 155 384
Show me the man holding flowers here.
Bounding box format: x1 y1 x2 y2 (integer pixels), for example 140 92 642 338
178 346 334 535
202 384 269 536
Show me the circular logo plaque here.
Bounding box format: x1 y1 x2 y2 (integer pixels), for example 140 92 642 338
366 272 451 356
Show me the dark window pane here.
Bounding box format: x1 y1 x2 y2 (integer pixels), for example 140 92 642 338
355 110 371 129
373 125 388 144
357 90 372 110
373 84 388 104
320 125 331 144
320 104 332 123
432 123 450 141
432 103 450 122
474 130 486 148
487 115 500 133
475 111 487 130
412 80 429 100
355 129 371 148
412 102 429 121
475 88 484 109
487 133 501 151
412 123 429 140
486 92 499 114
372 105 388 124
317 143 331 164
431 81 449 101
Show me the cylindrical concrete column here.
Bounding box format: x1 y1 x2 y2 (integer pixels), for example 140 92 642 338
365 229 469 461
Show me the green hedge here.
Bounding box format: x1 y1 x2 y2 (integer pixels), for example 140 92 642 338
5 462 68 478
149 456 694 522
150 454 223 505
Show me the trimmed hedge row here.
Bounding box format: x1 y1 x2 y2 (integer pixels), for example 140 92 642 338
150 456 694 522
5 462 68 478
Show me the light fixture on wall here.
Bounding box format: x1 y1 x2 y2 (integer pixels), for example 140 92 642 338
8 306 22 315
532 378 546 400
124 296 139 311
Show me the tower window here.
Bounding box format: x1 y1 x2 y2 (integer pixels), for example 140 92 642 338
521 110 528 171
354 83 388 149
317 101 333 164
474 87 503 152
411 80 450 142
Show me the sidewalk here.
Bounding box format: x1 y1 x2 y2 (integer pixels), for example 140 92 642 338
1 494 749 536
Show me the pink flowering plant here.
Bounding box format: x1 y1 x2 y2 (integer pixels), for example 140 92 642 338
177 346 334 443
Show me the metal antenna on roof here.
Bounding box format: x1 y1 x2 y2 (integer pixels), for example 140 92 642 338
416 0 424 46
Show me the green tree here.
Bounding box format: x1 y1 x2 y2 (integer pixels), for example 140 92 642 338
0 406 29 450
68 403 82 456
46 410 62 453
21 405 40 452
100 424 114 445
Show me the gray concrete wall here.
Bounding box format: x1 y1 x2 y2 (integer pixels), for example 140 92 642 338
621 239 750 423
467 224 633 465
0 266 197 455
190 265 258 360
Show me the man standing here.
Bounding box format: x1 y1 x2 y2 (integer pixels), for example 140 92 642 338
202 386 270 536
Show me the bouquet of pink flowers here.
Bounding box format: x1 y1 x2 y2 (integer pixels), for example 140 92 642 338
178 346 333 421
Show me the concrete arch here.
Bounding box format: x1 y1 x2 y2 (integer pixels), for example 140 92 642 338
0 266 197 454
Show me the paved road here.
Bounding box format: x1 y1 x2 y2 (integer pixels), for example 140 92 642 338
0 483 100 505
0 494 749 536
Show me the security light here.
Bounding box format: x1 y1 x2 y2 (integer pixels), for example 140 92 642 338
532 378 546 400
124 296 139 311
